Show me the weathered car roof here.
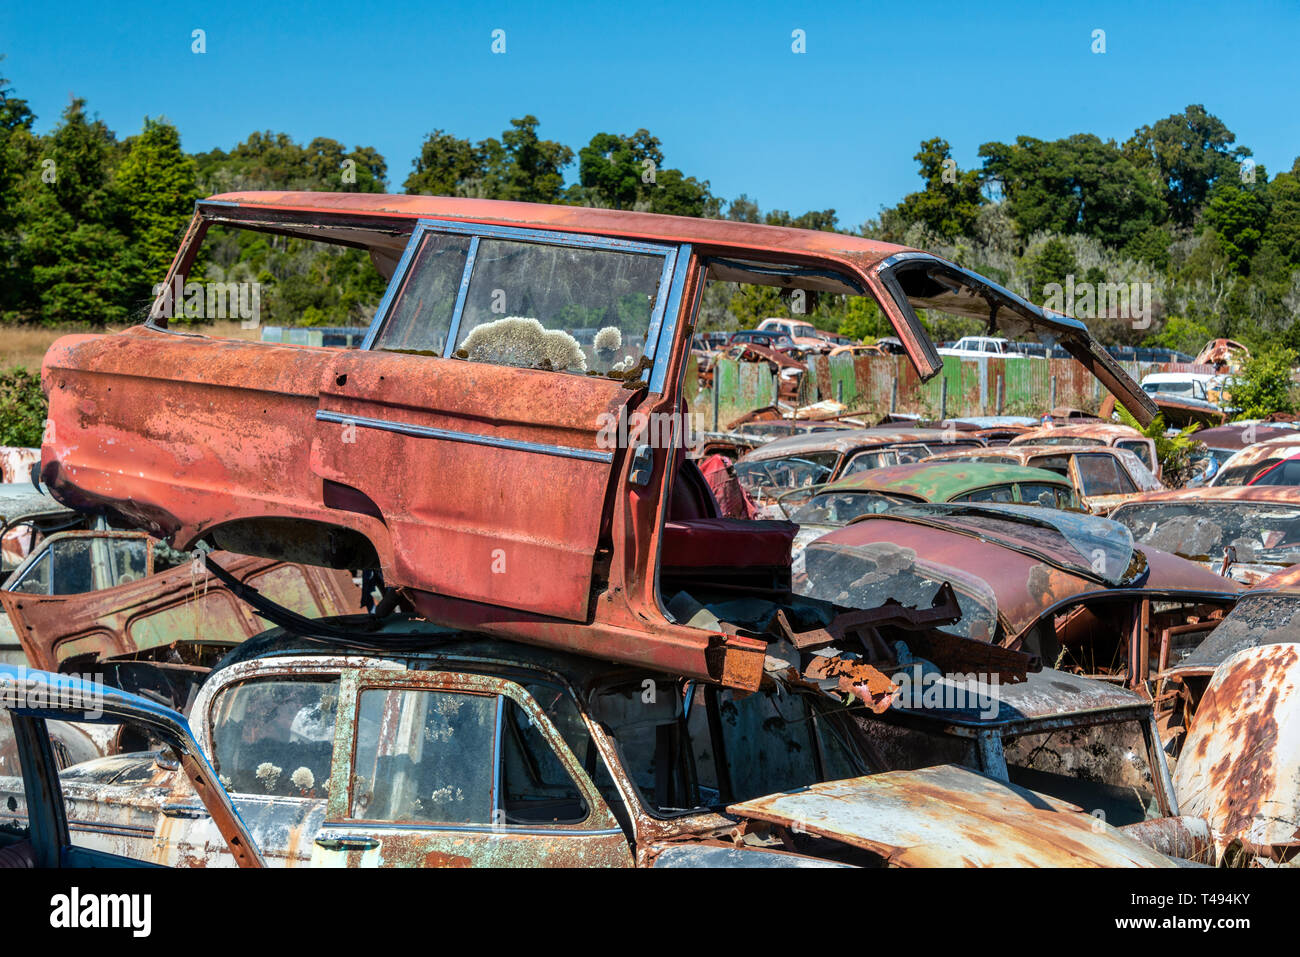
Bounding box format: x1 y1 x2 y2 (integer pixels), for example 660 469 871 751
820 462 1071 501
1010 423 1143 445
214 615 659 689
0 484 77 526
729 764 1175 867
208 191 914 268
1192 424 1298 451
1215 435 1300 471
1111 485 1300 509
740 428 977 463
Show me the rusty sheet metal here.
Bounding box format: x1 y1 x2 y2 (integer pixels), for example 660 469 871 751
1172 643 1300 862
1215 435 1300 473
2 552 360 672
728 764 1175 867
1195 338 1249 371
1117 815 1214 863
0 447 39 484
1011 423 1145 446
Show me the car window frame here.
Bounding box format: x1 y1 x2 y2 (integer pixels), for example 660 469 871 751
361 219 682 389
330 668 619 834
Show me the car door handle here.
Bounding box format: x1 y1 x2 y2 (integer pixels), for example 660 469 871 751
314 837 379 851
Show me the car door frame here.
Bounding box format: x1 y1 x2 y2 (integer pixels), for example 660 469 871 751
311 667 632 868
311 218 689 624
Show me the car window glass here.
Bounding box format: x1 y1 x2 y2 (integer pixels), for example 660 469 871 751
1117 441 1155 470
1018 483 1067 508
499 697 588 825
952 485 1014 504
1075 454 1136 496
350 688 495 824
210 677 338 800
373 232 473 354
454 239 664 376
105 537 148 587
0 710 28 845
10 538 95 596
8 549 50 595
1253 458 1300 487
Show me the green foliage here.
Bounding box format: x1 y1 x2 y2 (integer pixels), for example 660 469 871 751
1230 346 1298 420
838 297 890 341
895 138 983 240
1114 404 1204 487
0 367 46 446
1124 105 1248 227
1146 315 1215 355
115 117 200 283
1204 175 1269 274
1027 238 1078 300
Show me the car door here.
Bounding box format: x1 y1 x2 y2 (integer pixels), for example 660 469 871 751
310 222 688 622
310 668 632 868
1069 452 1139 513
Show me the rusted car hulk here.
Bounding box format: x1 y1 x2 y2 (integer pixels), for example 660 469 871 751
40 192 1155 693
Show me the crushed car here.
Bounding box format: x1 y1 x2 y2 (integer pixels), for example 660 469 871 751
39 192 1155 697
794 503 1241 684
29 622 1177 868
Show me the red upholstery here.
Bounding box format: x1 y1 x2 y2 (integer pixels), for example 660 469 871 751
660 517 796 570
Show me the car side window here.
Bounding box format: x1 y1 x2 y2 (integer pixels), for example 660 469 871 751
209 677 339 800
1117 440 1155 471
499 697 589 825
372 232 473 355
952 485 1014 503
452 239 664 376
350 688 496 824
1075 454 1137 496
9 538 92 596
1018 482 1068 508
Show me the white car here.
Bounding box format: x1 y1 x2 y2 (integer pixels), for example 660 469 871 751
1139 371 1231 404
936 336 1028 359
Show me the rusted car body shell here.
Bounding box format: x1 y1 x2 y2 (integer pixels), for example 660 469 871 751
40 192 1151 693
1109 485 1300 585
1172 642 1300 862
729 764 1175 867
51 626 1171 868
1009 423 1158 477
1210 435 1300 487
924 444 1162 514
1 550 360 672
809 517 1239 648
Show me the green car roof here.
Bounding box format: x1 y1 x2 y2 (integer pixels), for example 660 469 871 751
820 461 1072 503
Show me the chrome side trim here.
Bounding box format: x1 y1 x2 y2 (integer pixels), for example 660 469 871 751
315 410 613 464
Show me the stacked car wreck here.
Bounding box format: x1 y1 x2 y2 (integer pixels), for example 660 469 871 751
6 192 1290 868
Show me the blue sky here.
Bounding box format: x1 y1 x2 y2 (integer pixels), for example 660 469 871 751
2 0 1296 226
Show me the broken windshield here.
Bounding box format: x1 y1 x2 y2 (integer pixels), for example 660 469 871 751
861 503 1144 587
1112 501 1300 566
796 539 1000 642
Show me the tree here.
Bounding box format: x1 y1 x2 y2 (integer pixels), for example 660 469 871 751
404 130 483 196
895 138 983 240
9 98 137 325
1125 105 1248 227
980 134 1163 247
1027 238 1078 301
115 117 200 284
1230 346 1298 420
1204 174 1270 274
480 115 573 204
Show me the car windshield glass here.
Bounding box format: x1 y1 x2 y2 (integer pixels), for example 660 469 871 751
1113 502 1300 564
789 490 909 525
733 452 840 496
796 539 1000 641
871 502 1140 586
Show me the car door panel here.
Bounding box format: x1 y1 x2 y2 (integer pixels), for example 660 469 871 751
312 669 632 868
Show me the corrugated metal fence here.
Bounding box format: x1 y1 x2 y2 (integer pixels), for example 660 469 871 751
688 354 1201 428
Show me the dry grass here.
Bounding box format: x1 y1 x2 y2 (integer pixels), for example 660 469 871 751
0 321 263 372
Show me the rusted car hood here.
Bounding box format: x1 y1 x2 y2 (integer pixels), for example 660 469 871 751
1172 642 1300 862
728 765 1174 867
